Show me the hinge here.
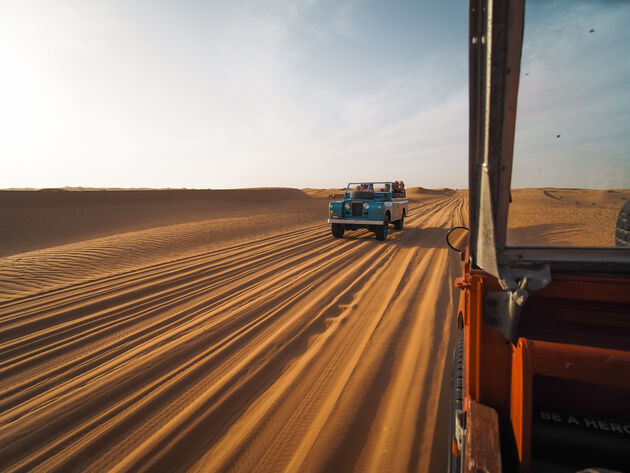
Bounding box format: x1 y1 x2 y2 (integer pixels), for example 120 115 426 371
455 277 470 289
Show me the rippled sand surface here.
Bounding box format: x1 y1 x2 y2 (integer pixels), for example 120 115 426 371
0 188 465 472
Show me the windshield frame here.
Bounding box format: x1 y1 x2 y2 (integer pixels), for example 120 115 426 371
469 0 630 273
345 182 393 198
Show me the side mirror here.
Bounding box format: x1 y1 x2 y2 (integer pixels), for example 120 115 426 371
446 226 470 253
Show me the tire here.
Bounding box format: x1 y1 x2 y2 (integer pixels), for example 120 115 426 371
615 200 630 247
448 338 464 473
375 215 389 241
331 223 344 238
394 214 405 230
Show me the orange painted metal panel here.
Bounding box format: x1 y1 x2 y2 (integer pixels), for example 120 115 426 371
509 338 630 472
530 340 630 389
456 263 630 472
510 339 533 472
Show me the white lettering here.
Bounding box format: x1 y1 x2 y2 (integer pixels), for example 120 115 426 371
584 417 598 429
610 423 623 434
552 412 562 422
540 411 551 420
597 420 610 431
567 416 580 426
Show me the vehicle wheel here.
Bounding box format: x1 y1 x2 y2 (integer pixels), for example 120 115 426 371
394 214 404 230
448 338 464 473
375 215 389 241
331 223 344 238
615 200 630 247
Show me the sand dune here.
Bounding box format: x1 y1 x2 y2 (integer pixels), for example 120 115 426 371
406 187 456 197
508 188 630 246
0 191 465 472
0 188 318 258
301 188 345 199
2 186 623 472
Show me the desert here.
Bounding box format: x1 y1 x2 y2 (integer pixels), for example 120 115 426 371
1 187 627 472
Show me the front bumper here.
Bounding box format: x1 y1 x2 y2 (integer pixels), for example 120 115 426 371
328 218 385 225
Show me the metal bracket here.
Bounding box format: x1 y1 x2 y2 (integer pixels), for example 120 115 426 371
484 264 551 341
455 408 464 457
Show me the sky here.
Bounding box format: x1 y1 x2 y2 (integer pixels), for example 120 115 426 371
0 0 628 190
513 0 630 189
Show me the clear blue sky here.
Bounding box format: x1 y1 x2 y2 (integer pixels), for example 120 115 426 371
1 0 628 189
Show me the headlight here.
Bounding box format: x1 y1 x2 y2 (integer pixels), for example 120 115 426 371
344 202 351 210
363 202 369 210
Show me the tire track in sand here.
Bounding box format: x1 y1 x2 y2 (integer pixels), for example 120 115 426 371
0 194 467 473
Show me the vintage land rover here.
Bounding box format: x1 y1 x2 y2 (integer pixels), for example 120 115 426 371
328 182 408 241
446 1 630 472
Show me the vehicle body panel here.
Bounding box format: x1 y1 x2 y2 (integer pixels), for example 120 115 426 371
454 268 630 472
328 181 408 231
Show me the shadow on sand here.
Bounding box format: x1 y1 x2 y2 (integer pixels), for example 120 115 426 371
507 223 583 246
339 226 449 249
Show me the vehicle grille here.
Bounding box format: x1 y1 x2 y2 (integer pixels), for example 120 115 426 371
352 202 363 217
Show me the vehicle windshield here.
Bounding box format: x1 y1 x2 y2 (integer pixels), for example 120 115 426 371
507 0 630 248
346 183 374 193
345 182 392 194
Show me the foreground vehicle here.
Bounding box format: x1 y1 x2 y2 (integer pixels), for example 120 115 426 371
328 182 408 241
446 1 630 472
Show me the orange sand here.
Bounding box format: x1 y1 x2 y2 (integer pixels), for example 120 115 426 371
0 188 464 473
508 188 630 246
1 187 626 472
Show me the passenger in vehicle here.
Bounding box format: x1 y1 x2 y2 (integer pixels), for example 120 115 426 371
392 181 406 198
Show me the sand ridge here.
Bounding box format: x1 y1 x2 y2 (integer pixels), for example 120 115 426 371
508 188 630 246
0 191 465 473
0 188 317 258
1 186 625 472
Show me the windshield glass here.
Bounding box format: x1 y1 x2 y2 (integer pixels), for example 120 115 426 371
507 0 630 248
373 182 392 193
345 182 392 194
346 183 375 193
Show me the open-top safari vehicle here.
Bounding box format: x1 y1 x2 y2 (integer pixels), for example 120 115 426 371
328 182 408 241
446 1 630 472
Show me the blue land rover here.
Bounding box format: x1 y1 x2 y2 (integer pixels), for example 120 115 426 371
328 182 409 241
